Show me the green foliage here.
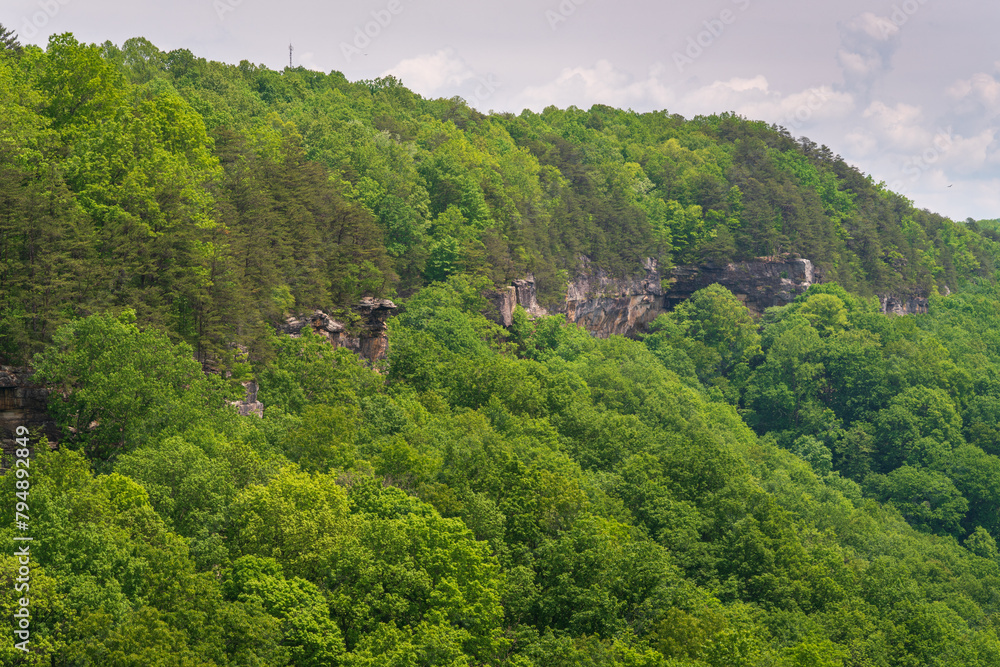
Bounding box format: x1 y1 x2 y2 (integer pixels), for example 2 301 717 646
33 310 235 465
4 33 1000 366
866 465 969 536
644 283 761 397
0 23 22 54
257 326 383 415
224 556 344 666
12 29 1000 667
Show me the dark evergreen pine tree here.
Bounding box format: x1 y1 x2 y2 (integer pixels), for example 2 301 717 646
0 23 21 55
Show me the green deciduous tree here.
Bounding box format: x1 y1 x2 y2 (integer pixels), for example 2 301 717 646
33 310 235 464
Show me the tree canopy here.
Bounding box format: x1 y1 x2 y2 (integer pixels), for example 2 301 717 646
5 32 1000 667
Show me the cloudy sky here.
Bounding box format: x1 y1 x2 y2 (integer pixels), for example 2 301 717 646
8 0 1000 221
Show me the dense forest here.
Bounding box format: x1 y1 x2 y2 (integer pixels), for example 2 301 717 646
5 30 1000 666
3 32 1000 367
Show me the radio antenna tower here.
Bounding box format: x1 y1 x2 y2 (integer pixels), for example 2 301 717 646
289 43 293 68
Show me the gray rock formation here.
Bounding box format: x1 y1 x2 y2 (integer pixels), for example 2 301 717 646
512 276 548 318
279 298 398 363
230 380 264 418
492 256 931 339
486 276 548 327
563 258 663 338
879 294 929 316
281 310 348 343
491 257 816 338
664 258 816 315
0 366 58 457
485 286 517 327
353 297 397 362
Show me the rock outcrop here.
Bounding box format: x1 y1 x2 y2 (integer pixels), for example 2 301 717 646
485 287 518 327
563 258 663 338
664 258 817 315
353 297 397 361
491 256 936 339
512 277 549 318
0 366 59 457
279 298 398 363
879 294 929 316
230 380 264 418
281 310 348 343
486 276 548 327
492 257 823 339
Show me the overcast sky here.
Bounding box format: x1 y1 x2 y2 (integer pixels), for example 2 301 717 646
7 0 1000 221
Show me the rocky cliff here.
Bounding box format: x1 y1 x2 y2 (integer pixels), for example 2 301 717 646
879 294 929 316
562 258 664 338
489 256 931 338
489 257 820 338
0 366 59 458
664 258 817 314
230 381 264 418
280 297 397 362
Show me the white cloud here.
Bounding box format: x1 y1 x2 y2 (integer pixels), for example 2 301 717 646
846 11 899 42
511 60 674 111
862 101 928 150
508 61 857 134
729 85 855 129
836 12 900 98
499 44 1000 221
381 48 477 97
948 72 1000 110
680 75 770 112
297 52 324 72
843 127 878 156
509 61 853 129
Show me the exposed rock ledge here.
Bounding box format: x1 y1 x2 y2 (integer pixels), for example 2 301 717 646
489 257 929 339
879 294 929 316
486 277 548 327
230 381 264 418
563 258 664 338
0 366 59 459
664 258 817 315
279 297 397 362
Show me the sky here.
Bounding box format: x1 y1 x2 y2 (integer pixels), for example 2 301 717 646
7 0 1000 222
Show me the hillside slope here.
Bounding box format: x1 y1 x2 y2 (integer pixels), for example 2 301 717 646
2 34 999 367
4 32 1000 666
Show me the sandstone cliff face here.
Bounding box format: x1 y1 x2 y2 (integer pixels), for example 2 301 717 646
491 257 820 338
352 297 398 361
0 367 59 456
512 277 548 318
280 298 397 363
563 258 663 338
230 381 264 418
485 286 518 327
879 294 929 316
664 258 816 315
486 276 548 327
490 256 929 338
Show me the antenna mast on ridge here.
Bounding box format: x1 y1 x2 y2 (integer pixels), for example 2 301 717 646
289 43 293 68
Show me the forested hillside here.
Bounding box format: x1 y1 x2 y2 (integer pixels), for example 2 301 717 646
3 33 1000 367
5 31 1000 666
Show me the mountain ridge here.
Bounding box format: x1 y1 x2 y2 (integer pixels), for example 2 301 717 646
2 33 997 368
